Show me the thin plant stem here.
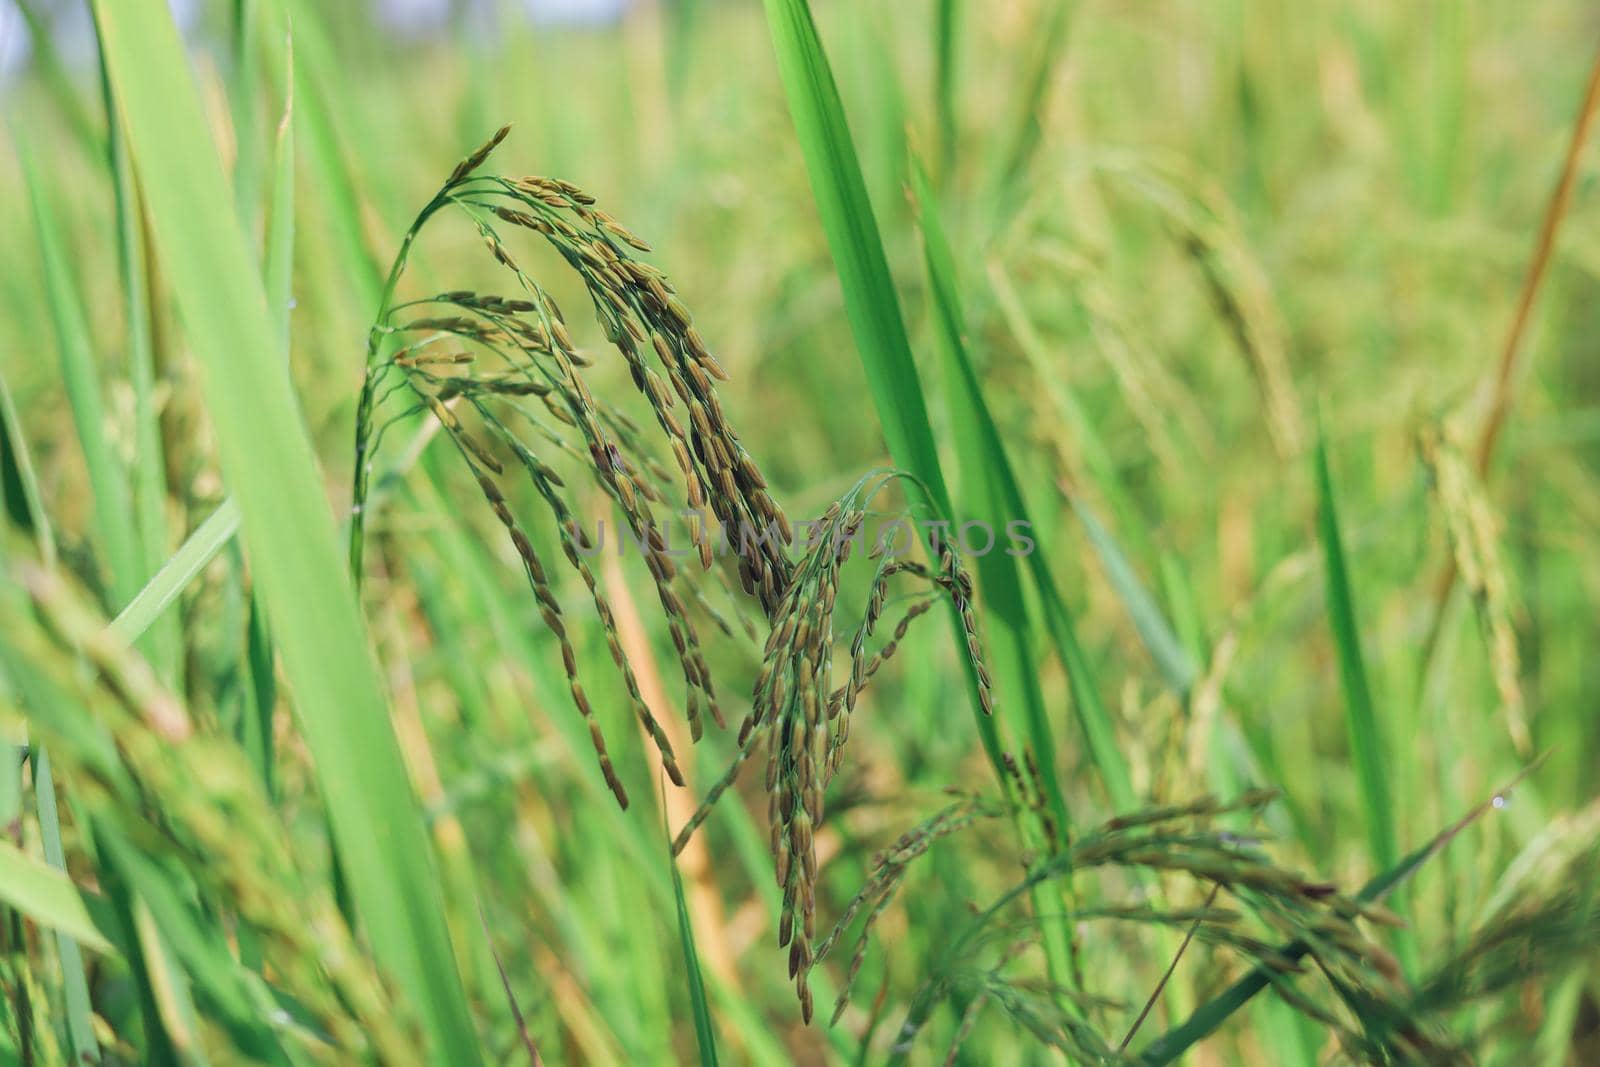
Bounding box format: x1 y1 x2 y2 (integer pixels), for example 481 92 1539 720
1120 882 1220 1051
1419 43 1600 665
349 192 450 588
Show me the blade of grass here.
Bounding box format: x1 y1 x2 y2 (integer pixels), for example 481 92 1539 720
912 162 1071 843
0 834 114 957
262 0 386 303
264 42 295 350
984 265 1148 809
1068 493 1197 698
0 370 52 566
17 130 142 607
243 22 293 801
1314 430 1398 876
758 0 950 510
913 167 1137 813
666 813 720 1067
913 158 1096 1003
1314 426 1415 979
110 499 241 643
90 4 481 1060
841 4 910 220
32 750 104 1064
231 0 263 230
94 4 177 681
758 0 1004 768
933 0 960 180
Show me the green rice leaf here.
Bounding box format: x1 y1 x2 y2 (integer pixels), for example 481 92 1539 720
666 822 720 1066
912 162 1137 813
1314 431 1398 873
32 750 104 1064
758 0 952 516
0 835 115 956
933 0 960 178
264 27 296 349
757 0 1004 768
17 130 141 606
912 160 1066 824
111 500 241 644
0 369 52 566
95 1 177 681
1069 495 1198 698
911 157 1083 995
89 3 481 1060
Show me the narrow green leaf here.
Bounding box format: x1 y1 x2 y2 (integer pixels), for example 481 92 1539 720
758 0 952 514
33 751 104 1064
1157 553 1207 667
913 164 1137 813
1314 432 1397 872
231 0 264 229
912 160 1066 824
261 0 387 304
17 131 142 606
1069 495 1197 697
247 22 293 800
91 4 480 1061
933 0 960 179
757 0 1005 771
111 500 241 644
911 157 1082 996
264 29 295 350
94 3 177 679
666 825 719 1066
0 835 114 957
0 370 52 567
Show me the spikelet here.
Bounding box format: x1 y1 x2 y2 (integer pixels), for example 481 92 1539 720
353 133 1010 1027
354 129 793 808
1420 422 1528 754
448 124 510 184
669 472 996 1021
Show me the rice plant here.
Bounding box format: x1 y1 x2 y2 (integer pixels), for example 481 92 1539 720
2 0 1599 1063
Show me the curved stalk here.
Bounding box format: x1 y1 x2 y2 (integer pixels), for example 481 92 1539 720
348 192 450 589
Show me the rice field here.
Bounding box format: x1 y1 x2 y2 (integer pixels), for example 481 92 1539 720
1 0 1598 1063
